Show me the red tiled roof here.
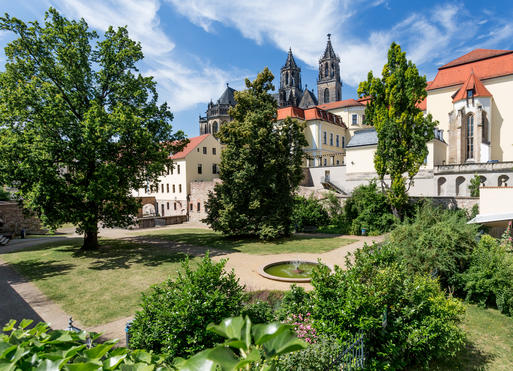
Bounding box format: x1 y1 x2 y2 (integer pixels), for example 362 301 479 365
276 106 346 127
357 96 371 105
276 106 305 121
416 98 427 111
317 98 363 110
171 134 209 159
451 71 492 102
440 49 513 69
428 49 513 91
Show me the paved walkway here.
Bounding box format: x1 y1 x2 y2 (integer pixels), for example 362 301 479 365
0 226 384 346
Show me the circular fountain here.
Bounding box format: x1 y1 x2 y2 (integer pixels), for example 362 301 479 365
258 260 320 283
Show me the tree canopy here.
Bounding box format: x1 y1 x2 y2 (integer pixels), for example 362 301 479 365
358 42 437 217
0 8 186 249
204 68 308 240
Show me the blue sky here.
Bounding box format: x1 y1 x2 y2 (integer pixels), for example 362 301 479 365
1 0 513 138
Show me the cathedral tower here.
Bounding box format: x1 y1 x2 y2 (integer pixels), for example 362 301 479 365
317 34 342 104
279 48 303 107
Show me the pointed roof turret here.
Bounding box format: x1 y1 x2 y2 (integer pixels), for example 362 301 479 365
283 48 299 69
321 33 337 60
452 70 492 103
218 83 237 105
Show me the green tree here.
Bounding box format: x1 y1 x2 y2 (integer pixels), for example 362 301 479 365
204 68 307 240
358 43 437 218
0 9 185 249
469 174 482 197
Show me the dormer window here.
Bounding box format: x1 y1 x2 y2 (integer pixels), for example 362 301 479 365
466 89 475 106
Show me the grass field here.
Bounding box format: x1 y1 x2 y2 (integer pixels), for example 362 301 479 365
1 238 197 326
137 228 356 255
430 304 513 370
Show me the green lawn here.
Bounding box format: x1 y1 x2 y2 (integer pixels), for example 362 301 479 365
1 238 196 326
136 228 356 254
429 304 513 370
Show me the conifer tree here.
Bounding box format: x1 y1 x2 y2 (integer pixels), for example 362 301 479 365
204 68 307 239
358 42 437 218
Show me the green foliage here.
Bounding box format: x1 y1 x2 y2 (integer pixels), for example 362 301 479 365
0 319 167 369
389 202 479 293
309 243 465 369
174 316 307 371
463 235 513 316
241 300 276 324
276 285 313 321
344 181 397 235
291 195 330 232
0 187 10 201
128 255 246 360
275 334 344 371
358 43 437 217
469 174 482 197
0 9 186 249
203 68 308 240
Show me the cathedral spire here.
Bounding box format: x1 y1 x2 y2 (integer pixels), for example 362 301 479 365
318 33 342 104
284 47 299 69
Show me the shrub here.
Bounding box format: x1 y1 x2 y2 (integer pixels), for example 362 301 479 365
277 284 313 320
241 300 275 323
275 334 344 371
291 195 329 232
128 255 245 360
463 234 513 316
388 202 478 293
0 320 167 369
344 181 397 235
309 243 465 369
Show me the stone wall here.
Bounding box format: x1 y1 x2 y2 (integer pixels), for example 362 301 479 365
189 179 221 222
410 196 479 211
0 201 45 235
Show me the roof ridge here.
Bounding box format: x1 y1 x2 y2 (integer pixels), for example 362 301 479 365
440 49 513 70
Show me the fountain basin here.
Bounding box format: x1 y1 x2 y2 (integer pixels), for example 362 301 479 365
258 260 320 283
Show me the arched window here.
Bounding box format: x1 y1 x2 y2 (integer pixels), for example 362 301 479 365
330 62 334 77
499 175 509 187
456 176 465 196
437 177 446 196
212 121 218 134
285 72 289 86
324 88 330 103
465 115 474 160
336 90 340 101
324 63 328 77
208 123 212 134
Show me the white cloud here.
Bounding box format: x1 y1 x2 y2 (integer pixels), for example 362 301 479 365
54 0 174 56
51 0 246 112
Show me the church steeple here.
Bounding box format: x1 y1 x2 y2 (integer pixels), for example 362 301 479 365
317 34 342 104
279 48 303 108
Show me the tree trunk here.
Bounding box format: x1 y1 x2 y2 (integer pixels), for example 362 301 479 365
391 205 401 220
82 227 98 250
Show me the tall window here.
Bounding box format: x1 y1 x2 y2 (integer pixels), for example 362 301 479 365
342 137 345 148
323 131 327 144
198 163 202 174
329 133 333 146
324 63 328 77
323 88 329 103
212 122 218 133
161 184 164 193
203 146 207 154
336 135 339 147
172 184 175 193
466 115 474 160
177 165 180 174
212 147 216 155
352 114 358 126
212 163 218 174
179 184 182 193
166 184 169 193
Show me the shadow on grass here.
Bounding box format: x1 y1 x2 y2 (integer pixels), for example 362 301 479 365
7 259 75 282
424 339 495 371
69 239 191 270
134 231 343 252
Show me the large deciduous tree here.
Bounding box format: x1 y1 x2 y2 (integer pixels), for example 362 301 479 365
0 9 186 249
204 68 307 240
358 42 437 218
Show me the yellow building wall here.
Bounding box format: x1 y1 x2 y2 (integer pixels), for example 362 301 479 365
184 134 222 193
426 86 457 136
480 75 513 162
